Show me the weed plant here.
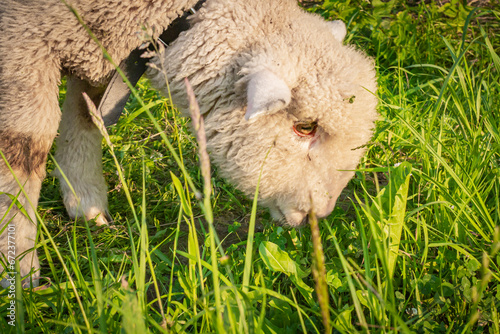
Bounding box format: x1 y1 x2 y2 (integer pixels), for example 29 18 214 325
0 0 499 333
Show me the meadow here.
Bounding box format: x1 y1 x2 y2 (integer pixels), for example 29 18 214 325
1 0 499 333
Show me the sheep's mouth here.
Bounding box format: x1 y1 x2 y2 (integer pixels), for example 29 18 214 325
292 214 309 228
268 204 309 228
282 216 309 228
276 209 309 228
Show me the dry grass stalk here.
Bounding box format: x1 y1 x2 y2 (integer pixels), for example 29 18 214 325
309 197 331 333
184 78 211 199
83 92 113 148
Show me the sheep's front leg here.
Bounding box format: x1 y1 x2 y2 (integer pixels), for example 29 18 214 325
0 138 50 288
53 77 110 226
0 61 61 288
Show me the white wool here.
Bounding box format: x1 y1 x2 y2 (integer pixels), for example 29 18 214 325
0 0 377 287
147 0 378 226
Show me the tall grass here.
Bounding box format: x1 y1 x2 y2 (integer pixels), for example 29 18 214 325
1 0 499 333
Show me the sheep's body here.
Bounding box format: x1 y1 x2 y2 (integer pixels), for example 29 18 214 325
0 0 377 288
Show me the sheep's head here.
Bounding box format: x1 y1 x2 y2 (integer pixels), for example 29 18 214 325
149 0 378 227
202 20 378 227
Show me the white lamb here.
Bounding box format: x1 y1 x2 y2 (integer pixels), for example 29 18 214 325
0 0 377 288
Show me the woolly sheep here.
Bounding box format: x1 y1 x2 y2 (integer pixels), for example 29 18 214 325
0 0 377 288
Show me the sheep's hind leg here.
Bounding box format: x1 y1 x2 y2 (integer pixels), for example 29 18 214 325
53 77 110 226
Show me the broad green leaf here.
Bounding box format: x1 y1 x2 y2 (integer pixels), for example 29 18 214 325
356 289 387 323
386 162 412 279
259 241 310 278
371 162 412 278
326 270 343 289
356 290 369 308
259 241 313 302
334 307 354 332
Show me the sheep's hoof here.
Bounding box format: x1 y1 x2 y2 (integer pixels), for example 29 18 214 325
80 207 112 227
93 211 112 226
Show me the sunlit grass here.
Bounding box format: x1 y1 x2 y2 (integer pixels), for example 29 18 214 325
0 0 499 333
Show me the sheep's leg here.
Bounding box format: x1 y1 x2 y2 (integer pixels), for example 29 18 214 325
53 77 110 226
0 64 61 288
0 169 44 288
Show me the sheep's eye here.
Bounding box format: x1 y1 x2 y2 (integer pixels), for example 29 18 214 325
293 121 318 137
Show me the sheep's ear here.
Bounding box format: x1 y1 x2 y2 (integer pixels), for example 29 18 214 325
245 70 291 121
327 20 347 42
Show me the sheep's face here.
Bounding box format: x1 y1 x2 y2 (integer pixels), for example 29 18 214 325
203 20 378 227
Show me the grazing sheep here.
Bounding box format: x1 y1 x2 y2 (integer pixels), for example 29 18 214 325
0 0 377 288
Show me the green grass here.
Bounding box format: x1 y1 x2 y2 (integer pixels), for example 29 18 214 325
1 0 499 333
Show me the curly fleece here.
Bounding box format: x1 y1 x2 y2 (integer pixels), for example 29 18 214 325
0 0 198 288
148 0 378 225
